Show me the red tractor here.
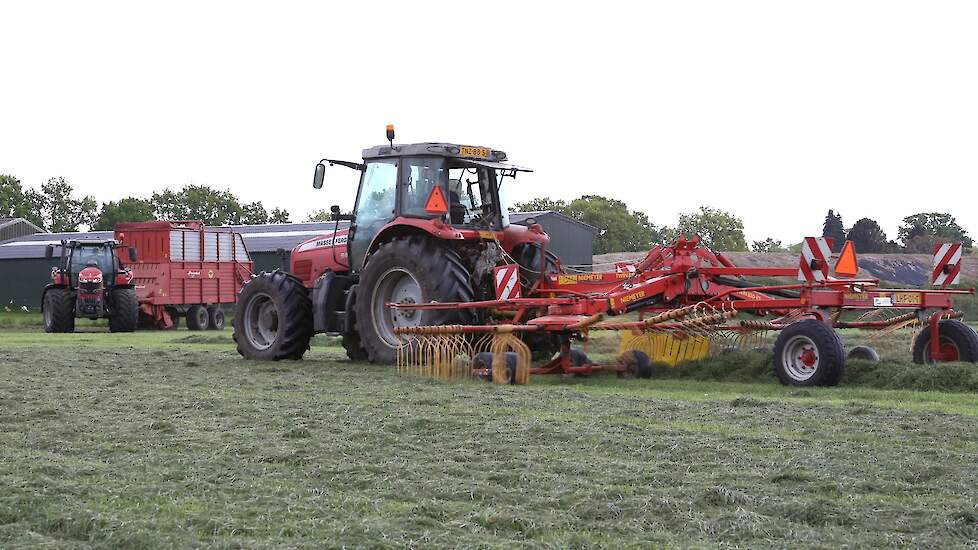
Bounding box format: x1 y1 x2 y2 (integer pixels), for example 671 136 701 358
234 127 556 362
42 239 139 333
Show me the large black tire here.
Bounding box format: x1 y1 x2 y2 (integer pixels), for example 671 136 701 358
912 319 978 364
354 236 476 363
166 307 182 330
773 319 846 386
108 288 138 333
847 345 880 362
43 288 75 333
207 306 226 331
187 305 209 331
233 271 313 360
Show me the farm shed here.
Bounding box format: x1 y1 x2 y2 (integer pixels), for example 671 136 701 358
509 211 599 268
0 217 44 242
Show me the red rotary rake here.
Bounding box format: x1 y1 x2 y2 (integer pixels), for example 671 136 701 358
392 236 976 386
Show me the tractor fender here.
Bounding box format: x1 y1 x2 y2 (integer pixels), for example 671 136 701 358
363 220 454 269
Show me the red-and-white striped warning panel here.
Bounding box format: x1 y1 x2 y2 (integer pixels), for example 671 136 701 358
494 264 522 300
932 243 962 287
798 237 832 282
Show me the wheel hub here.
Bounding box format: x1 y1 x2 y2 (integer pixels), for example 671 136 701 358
373 268 424 347
782 334 820 381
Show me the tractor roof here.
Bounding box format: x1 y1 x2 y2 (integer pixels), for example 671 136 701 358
361 143 532 172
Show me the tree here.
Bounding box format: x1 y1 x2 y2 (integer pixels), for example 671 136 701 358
240 201 269 225
846 218 887 253
562 195 661 254
25 177 98 232
510 197 568 213
822 210 846 252
151 185 243 226
670 206 748 251
269 207 291 224
306 209 334 222
898 212 973 252
94 198 157 230
751 238 786 252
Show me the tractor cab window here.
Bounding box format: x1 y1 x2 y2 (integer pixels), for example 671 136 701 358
447 165 500 229
399 157 502 229
349 160 398 270
400 157 446 218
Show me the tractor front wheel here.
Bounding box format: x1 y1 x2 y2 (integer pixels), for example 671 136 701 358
354 236 476 363
108 288 138 333
233 271 313 360
912 319 978 364
773 320 845 386
43 288 75 333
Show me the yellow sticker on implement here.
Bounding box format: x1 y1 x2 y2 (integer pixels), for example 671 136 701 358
894 292 922 305
459 146 490 158
478 230 496 240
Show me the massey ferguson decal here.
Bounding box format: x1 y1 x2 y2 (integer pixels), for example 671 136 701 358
295 232 349 253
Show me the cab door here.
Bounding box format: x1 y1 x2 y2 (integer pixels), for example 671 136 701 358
348 159 398 271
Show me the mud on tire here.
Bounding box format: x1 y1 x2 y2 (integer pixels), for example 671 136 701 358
354 236 476 363
233 270 313 361
43 288 75 333
109 287 138 333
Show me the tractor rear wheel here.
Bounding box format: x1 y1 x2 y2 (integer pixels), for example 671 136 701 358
207 306 226 330
773 320 845 386
187 305 209 331
233 271 313 360
108 288 138 333
43 288 75 333
912 319 978 364
342 333 369 361
354 236 476 363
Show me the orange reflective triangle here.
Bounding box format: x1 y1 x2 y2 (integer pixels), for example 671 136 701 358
425 186 449 214
834 240 859 277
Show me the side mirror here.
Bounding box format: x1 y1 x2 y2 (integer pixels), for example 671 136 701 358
330 205 341 221
45 244 54 260
313 163 326 189
129 246 138 262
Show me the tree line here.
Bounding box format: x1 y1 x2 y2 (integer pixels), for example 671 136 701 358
0 174 291 232
514 196 973 255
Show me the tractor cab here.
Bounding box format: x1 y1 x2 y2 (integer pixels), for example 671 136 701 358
312 130 532 273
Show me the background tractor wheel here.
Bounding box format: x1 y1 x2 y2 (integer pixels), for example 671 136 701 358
773 320 845 386
233 271 313 361
354 236 476 364
108 288 138 333
187 305 209 331
43 288 75 333
912 319 978 364
207 306 225 330
166 307 182 330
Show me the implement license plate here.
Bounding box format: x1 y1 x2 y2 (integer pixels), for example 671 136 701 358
459 146 490 158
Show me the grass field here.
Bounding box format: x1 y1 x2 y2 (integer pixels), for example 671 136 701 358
2 327 978 548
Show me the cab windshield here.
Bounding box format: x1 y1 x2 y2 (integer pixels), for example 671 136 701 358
400 157 504 229
70 245 115 283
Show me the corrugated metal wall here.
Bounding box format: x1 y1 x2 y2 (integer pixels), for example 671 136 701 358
0 258 58 309
533 214 594 268
0 220 42 242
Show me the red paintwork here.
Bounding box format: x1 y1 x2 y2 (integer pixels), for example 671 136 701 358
78 266 103 284
114 221 253 328
288 217 549 288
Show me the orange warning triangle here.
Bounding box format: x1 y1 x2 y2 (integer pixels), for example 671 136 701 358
834 240 859 277
424 186 449 214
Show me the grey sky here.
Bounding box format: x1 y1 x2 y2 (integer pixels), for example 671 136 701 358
1 1 975 244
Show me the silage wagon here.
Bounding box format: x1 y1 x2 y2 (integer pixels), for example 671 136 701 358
114 221 253 330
